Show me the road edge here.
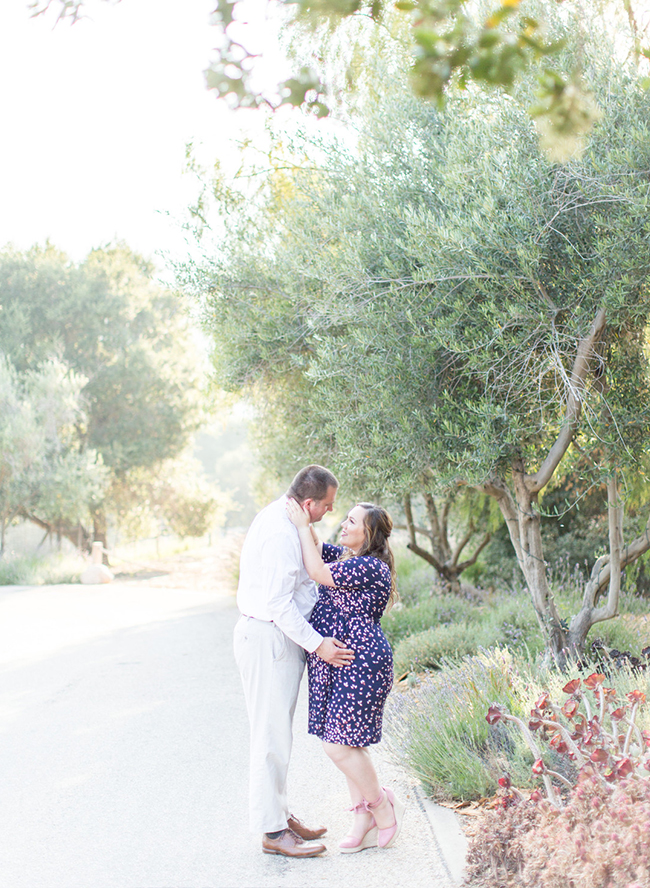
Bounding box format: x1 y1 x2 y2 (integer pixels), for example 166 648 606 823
415 789 468 885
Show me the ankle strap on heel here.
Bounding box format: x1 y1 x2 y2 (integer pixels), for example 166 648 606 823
347 801 367 814
364 791 385 811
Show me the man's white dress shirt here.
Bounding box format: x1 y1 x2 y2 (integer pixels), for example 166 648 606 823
237 495 323 653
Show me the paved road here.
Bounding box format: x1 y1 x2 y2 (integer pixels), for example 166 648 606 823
0 575 454 888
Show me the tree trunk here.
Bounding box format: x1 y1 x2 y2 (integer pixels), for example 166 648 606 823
512 463 567 661
0 508 20 557
401 492 491 595
478 305 613 664
565 474 650 656
486 464 568 662
487 467 650 665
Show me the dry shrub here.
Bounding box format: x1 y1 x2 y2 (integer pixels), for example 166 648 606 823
465 772 650 888
522 772 650 888
465 798 540 887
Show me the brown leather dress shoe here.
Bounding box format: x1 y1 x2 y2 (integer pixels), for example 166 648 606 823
287 814 327 841
262 828 326 857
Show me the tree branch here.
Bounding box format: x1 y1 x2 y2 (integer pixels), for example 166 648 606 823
440 494 452 545
393 523 434 540
582 501 650 607
423 491 442 543
451 522 476 566
456 532 492 572
580 475 624 626
406 540 446 573
476 477 523 566
403 494 417 549
19 509 91 553
529 305 607 494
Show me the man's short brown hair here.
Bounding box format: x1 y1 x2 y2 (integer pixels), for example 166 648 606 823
288 465 339 503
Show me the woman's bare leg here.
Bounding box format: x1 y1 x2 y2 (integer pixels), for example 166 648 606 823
323 742 394 830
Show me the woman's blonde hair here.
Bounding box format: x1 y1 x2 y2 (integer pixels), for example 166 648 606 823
342 502 398 609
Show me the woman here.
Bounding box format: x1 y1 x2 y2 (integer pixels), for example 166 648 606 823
286 498 405 853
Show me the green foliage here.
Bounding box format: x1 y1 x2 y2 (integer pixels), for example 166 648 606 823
0 355 107 549
0 554 39 585
185 20 650 494
384 649 536 800
0 243 206 548
391 595 544 673
586 616 648 657
0 551 84 585
181 19 650 654
387 545 649 674
109 456 228 541
391 546 440 605
0 244 200 475
202 0 641 159
194 409 259 529
383 594 477 647
393 622 494 673
386 647 650 802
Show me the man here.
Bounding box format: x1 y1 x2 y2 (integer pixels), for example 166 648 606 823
234 465 354 857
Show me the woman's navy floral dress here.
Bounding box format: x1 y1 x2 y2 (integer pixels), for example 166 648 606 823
307 543 394 746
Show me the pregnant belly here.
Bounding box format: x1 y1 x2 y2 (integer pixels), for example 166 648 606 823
312 613 392 663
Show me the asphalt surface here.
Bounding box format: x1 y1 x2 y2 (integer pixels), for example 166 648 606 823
0 570 457 888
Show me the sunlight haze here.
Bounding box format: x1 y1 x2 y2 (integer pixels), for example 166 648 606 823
0 0 266 264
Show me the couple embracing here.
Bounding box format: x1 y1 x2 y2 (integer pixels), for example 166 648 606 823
233 465 404 858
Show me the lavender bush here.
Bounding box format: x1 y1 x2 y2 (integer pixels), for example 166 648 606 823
385 649 650 802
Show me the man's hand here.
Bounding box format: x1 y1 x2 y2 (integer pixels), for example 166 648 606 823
315 637 354 667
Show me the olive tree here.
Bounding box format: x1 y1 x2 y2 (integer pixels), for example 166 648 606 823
180 5 650 659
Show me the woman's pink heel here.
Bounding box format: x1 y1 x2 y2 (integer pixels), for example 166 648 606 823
339 802 379 853
365 787 405 849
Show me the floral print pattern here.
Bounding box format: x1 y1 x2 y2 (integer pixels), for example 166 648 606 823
307 543 394 746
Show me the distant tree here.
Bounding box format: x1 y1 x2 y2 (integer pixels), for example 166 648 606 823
109 454 228 542
399 490 494 594
0 244 205 554
0 356 106 553
180 9 650 661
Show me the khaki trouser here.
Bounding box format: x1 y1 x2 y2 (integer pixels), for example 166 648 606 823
233 615 306 833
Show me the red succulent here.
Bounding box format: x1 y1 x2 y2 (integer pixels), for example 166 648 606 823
549 732 568 753
562 679 581 695
486 705 503 725
590 748 609 763
615 757 634 778
584 673 606 690
561 699 579 718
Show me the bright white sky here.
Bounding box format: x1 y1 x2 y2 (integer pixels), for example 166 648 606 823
0 0 278 266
